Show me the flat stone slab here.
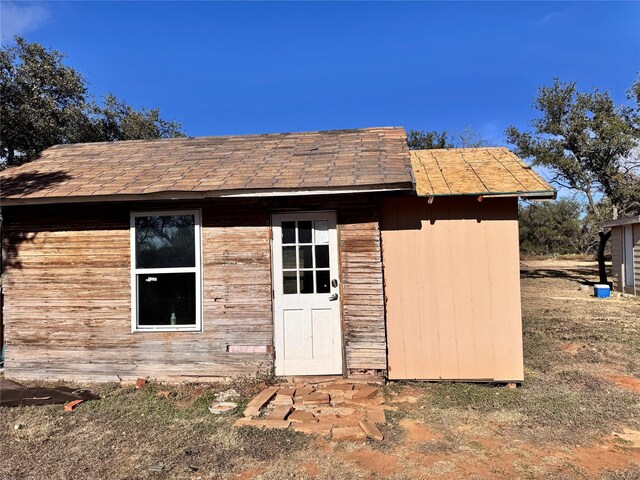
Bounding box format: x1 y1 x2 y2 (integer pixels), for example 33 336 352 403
292 422 333 435
331 426 366 442
288 410 318 423
243 386 279 417
298 392 330 405
272 394 294 405
359 419 384 441
352 386 379 400
365 408 387 425
267 405 293 421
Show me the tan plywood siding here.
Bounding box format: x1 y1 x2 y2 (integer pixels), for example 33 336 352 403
610 226 623 293
380 196 524 382
2 195 386 381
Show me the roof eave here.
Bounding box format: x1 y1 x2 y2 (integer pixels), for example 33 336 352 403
0 183 414 207
601 215 640 228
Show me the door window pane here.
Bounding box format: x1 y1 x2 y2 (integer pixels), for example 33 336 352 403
135 215 195 268
298 246 313 269
298 221 312 243
283 271 298 294
299 271 314 294
315 245 329 268
282 222 296 244
314 220 329 243
282 246 297 269
316 270 330 293
137 273 196 326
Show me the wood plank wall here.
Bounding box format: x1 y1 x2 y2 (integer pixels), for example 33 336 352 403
611 226 623 292
380 196 524 382
1 195 386 381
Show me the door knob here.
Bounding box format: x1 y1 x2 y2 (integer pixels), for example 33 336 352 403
329 293 339 301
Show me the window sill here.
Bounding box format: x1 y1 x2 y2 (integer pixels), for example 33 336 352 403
132 326 201 333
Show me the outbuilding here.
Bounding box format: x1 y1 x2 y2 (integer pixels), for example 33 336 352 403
602 216 639 295
0 127 554 382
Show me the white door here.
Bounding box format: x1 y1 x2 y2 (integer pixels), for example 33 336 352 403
272 212 343 376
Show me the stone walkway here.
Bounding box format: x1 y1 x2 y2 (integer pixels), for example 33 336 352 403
233 380 395 441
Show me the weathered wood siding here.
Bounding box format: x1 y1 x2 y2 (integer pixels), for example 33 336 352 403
611 223 640 295
611 226 623 293
2 195 386 381
380 196 524 382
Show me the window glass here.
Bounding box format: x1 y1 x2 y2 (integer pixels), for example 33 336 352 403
137 273 196 326
316 270 330 293
136 215 195 268
282 246 297 269
299 270 314 294
282 222 296 244
315 245 329 268
314 220 329 243
283 271 298 294
298 221 312 243
298 246 313 269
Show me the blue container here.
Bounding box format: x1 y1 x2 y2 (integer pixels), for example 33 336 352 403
594 284 610 298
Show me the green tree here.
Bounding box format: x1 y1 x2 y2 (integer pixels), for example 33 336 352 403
518 199 587 255
506 78 640 283
1 37 184 168
407 126 491 150
0 37 87 166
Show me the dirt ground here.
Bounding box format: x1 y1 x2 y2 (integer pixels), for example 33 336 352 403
1 259 639 479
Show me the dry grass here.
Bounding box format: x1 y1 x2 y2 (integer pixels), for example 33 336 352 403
1 259 639 479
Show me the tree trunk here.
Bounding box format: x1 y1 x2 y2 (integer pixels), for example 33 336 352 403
597 230 612 284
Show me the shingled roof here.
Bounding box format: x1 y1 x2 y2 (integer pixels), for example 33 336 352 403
0 127 413 205
410 148 556 199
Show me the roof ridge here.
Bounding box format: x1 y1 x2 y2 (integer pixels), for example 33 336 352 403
45 127 405 150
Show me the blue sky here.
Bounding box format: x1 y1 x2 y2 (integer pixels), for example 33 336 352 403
2 1 639 147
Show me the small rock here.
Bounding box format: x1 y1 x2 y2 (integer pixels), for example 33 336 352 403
208 402 238 414
14 424 23 430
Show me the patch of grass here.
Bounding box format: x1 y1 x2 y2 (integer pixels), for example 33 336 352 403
600 466 640 480
408 370 640 444
235 426 308 461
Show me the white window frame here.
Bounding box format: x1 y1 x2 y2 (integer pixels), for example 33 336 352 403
130 209 203 332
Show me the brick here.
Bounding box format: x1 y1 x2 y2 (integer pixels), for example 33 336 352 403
331 426 366 442
359 420 384 441
288 410 318 423
135 378 146 389
266 405 293 421
352 386 378 400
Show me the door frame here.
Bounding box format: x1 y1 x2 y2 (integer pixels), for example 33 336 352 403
270 210 344 376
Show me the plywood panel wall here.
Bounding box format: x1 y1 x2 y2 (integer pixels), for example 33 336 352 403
380 196 524 382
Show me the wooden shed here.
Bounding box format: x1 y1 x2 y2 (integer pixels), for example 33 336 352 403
602 216 640 295
0 128 554 382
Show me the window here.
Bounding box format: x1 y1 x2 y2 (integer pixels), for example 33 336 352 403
130 210 202 331
281 219 331 294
